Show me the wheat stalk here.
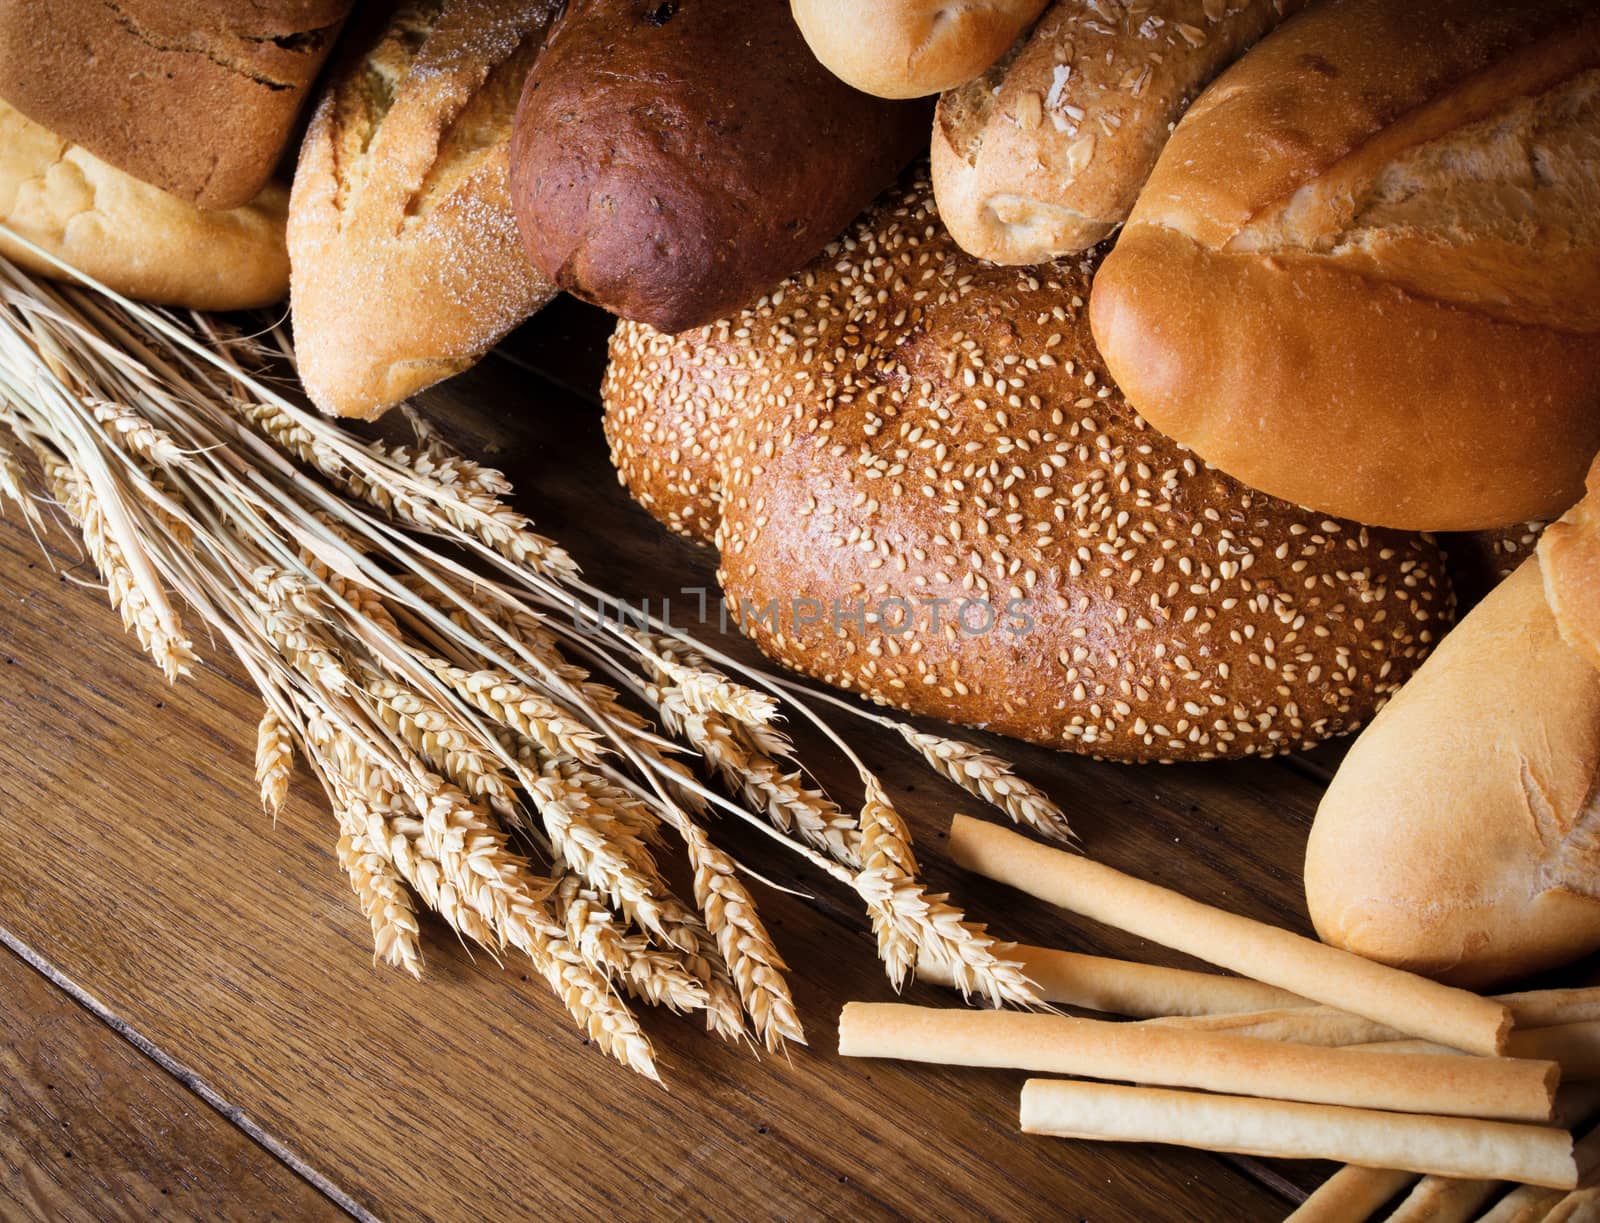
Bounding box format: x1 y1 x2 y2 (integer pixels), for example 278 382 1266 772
0 243 1067 1081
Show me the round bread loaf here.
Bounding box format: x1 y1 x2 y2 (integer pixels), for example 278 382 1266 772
603 172 1454 762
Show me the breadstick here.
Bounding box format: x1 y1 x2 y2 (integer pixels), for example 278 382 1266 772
1501 989 1600 1029
1544 1185 1600 1220
1148 1007 1396 1046
1284 1166 1415 1222
1383 1175 1499 1223
1307 1085 1600 1223
1019 1081 1577 1188
948 816 1511 1055
915 944 1307 1018
839 1004 1555 1120
1479 1184 1569 1221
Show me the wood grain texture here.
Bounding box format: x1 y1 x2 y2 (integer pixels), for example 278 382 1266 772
0 943 335 1222
0 300 1336 1221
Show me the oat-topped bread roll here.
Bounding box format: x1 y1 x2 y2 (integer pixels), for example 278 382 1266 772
603 171 1453 762
933 0 1306 263
791 0 1049 98
289 0 560 420
1307 457 1600 988
1091 0 1600 532
0 0 351 209
0 98 288 311
510 0 931 334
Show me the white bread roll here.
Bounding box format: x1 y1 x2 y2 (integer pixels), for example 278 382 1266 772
790 0 1047 99
1306 462 1600 988
0 97 287 310
1090 0 1600 532
932 0 1303 263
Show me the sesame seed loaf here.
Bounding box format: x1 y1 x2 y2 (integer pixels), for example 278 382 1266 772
1307 455 1600 986
932 0 1306 263
602 171 1454 763
288 0 560 420
0 0 351 209
508 0 932 335
791 0 1049 99
0 97 288 311
1090 0 1600 532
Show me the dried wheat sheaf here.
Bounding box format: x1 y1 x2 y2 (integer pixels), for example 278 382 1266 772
0 245 1072 1079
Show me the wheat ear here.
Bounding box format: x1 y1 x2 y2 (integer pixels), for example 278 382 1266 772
854 780 1038 1008
254 709 294 817
891 726 1075 843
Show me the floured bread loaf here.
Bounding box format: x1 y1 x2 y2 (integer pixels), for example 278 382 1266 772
1307 458 1600 987
1091 0 1600 532
288 0 559 419
602 171 1453 762
0 98 288 311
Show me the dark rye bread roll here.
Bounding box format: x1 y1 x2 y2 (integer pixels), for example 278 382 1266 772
509 0 931 334
602 172 1455 762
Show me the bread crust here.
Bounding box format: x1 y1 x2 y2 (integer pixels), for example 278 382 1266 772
288 0 559 420
933 0 1303 263
0 0 350 208
0 98 288 311
1306 559 1600 988
603 171 1453 762
509 0 931 334
791 0 1047 98
1092 0 1600 531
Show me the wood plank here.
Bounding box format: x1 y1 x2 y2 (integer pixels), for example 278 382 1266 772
0 344 1303 1219
0 942 338 1221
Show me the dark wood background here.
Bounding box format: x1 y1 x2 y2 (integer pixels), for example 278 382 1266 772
0 296 1386 1221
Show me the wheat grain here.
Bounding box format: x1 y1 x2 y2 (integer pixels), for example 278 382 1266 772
336 830 424 980
43 451 195 681
854 779 1038 1008
427 657 608 766
893 726 1075 843
255 708 294 816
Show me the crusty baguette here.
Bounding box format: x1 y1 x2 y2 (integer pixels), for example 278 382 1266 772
933 0 1304 262
0 0 350 209
0 98 287 311
791 0 1047 98
601 169 1453 762
288 0 559 420
1306 458 1600 987
1091 0 1600 531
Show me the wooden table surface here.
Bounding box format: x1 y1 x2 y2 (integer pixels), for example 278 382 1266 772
0 296 1379 1221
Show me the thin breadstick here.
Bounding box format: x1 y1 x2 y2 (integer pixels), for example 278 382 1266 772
838 1004 1555 1120
948 816 1511 1055
1478 1184 1568 1221
1383 1175 1499 1223
1284 1165 1415 1222
1149 1007 1396 1046
1018 1081 1577 1188
1500 989 1600 1030
914 944 1306 1018
1544 1185 1600 1220
1308 1086 1600 1223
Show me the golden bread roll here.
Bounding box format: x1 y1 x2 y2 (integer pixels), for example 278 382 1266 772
0 98 288 311
791 0 1048 98
1307 459 1600 987
602 171 1453 762
288 0 559 419
1091 0 1600 531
